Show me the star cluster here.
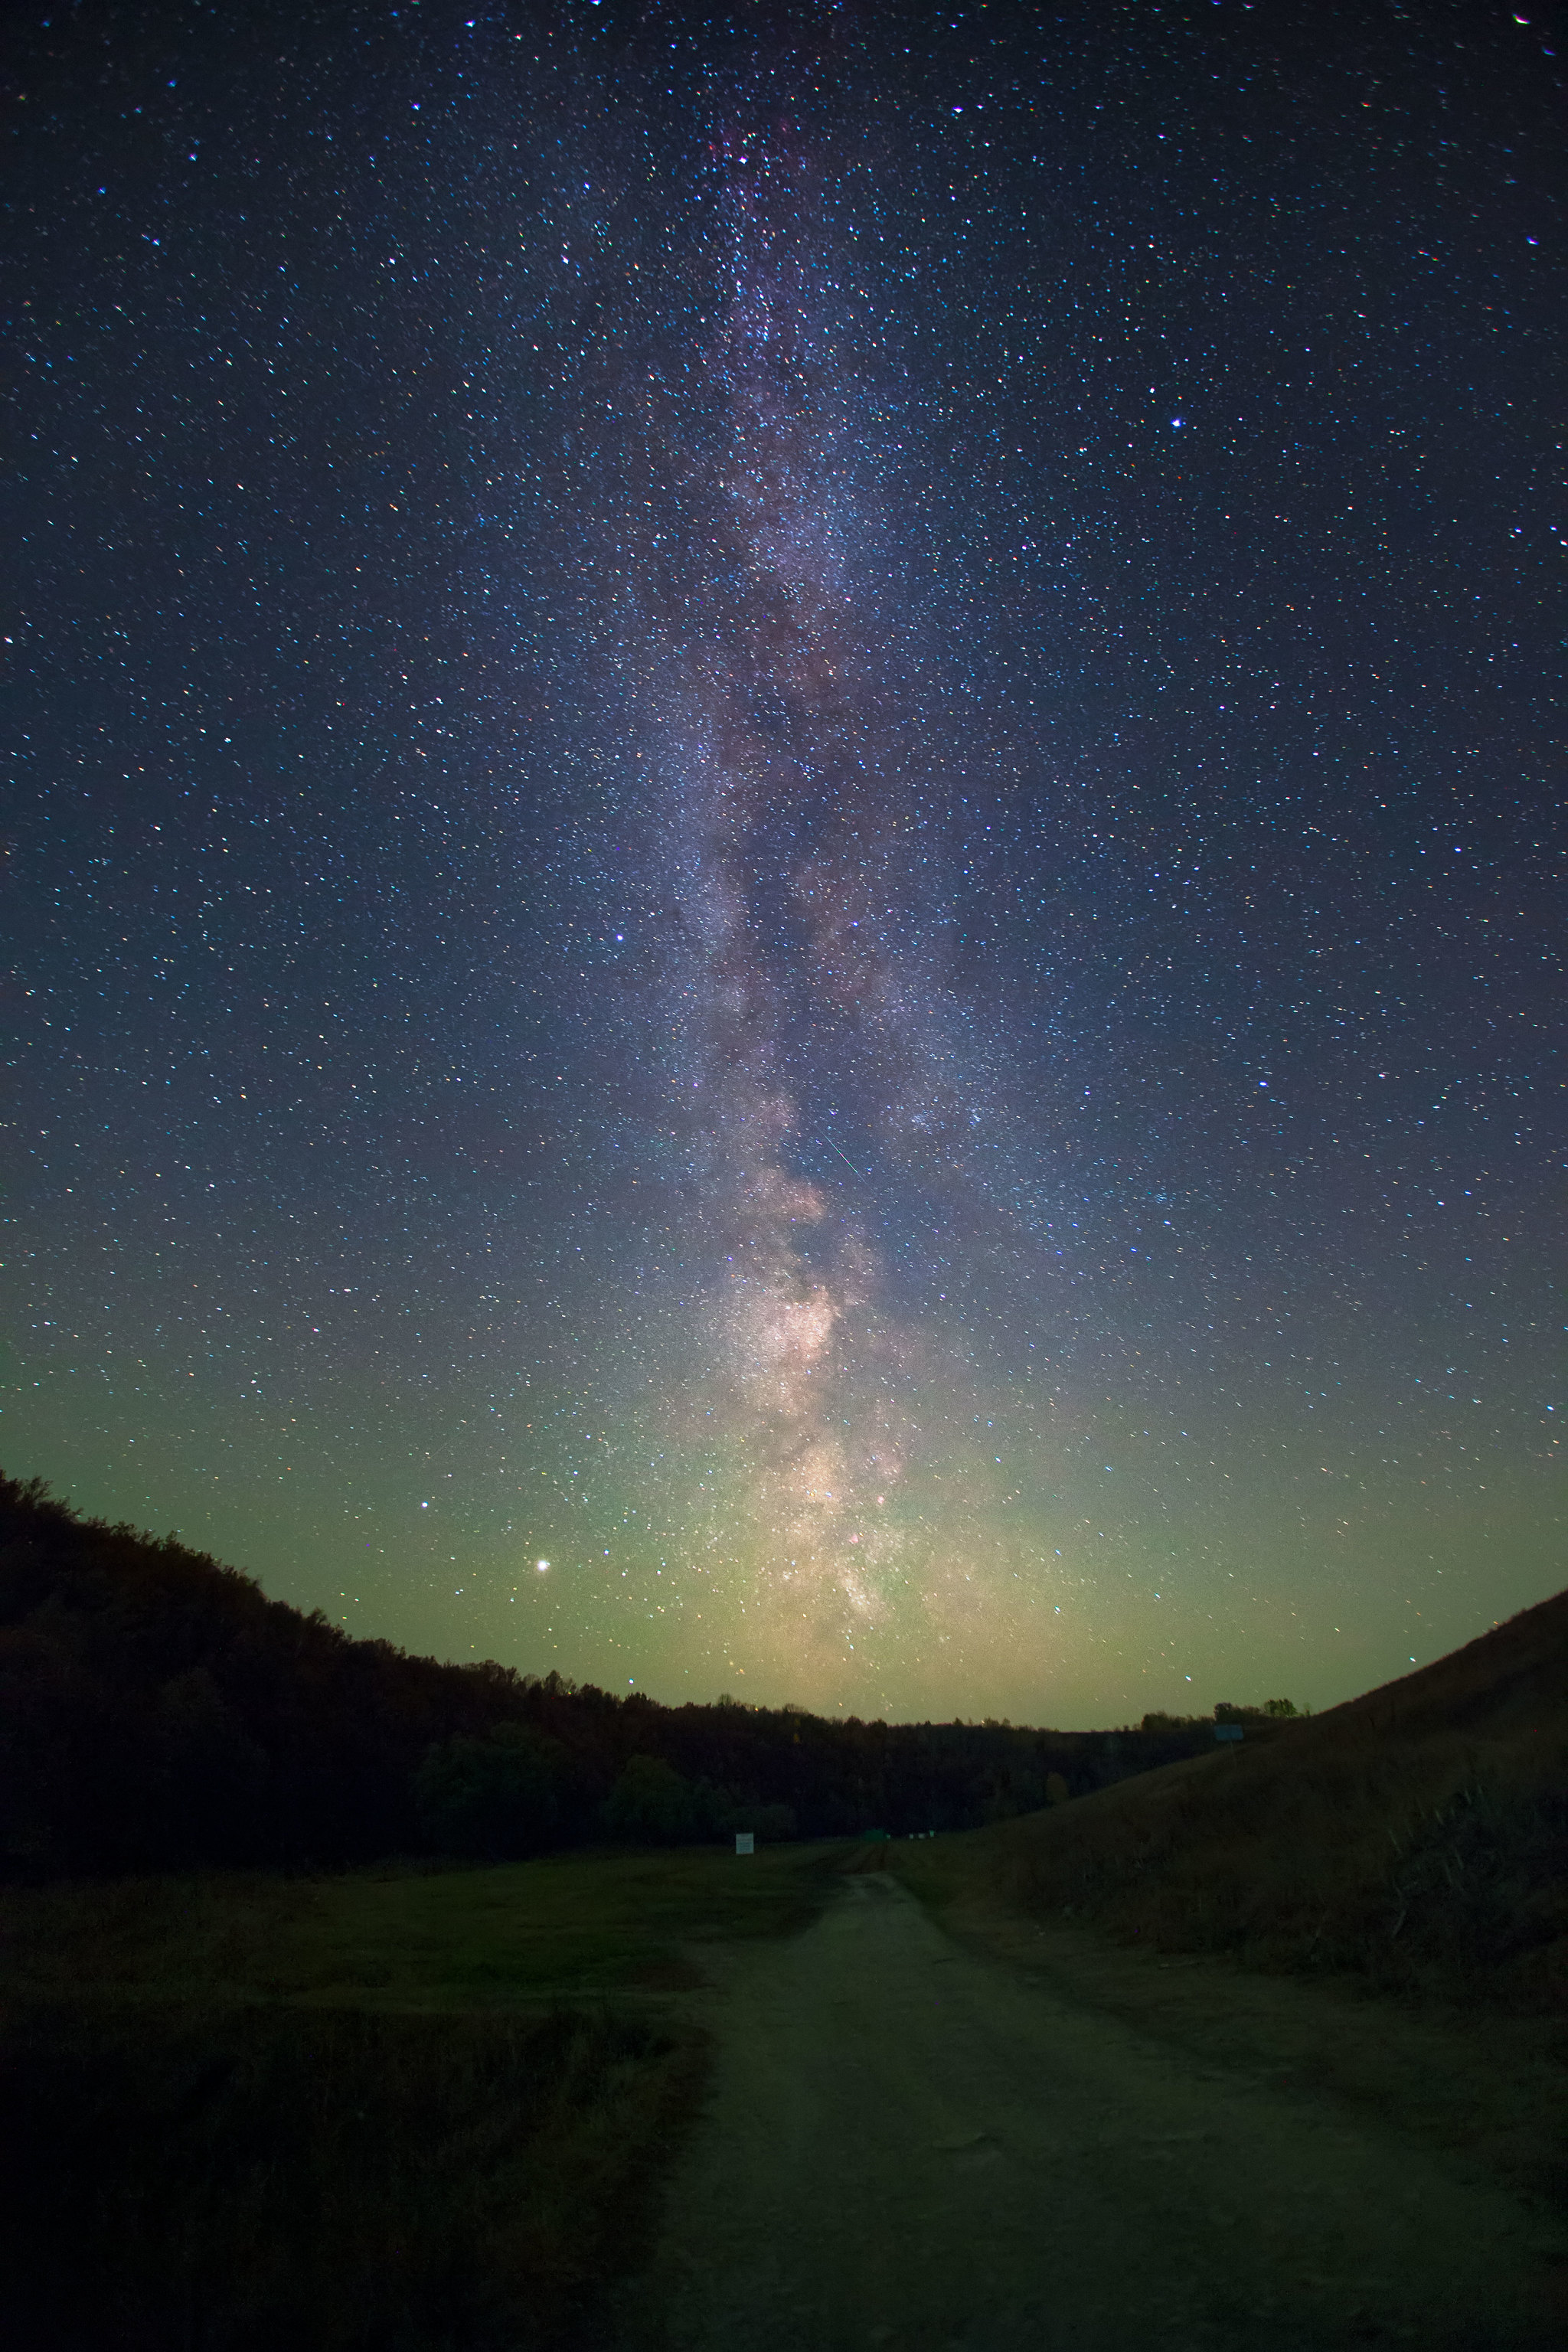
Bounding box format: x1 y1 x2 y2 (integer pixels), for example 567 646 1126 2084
5 0 1561 1722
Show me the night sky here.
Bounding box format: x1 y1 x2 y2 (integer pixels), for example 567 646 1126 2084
6 0 1562 1725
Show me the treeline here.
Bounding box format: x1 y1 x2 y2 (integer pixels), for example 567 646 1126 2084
0 1472 1282 1877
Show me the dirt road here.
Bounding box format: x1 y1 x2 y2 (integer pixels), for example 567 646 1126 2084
623 1870 1563 2352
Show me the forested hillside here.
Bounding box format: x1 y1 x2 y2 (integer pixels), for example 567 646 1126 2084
0 1472 1280 1875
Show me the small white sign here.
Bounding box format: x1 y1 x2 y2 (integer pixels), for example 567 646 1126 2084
734 1831 755 1855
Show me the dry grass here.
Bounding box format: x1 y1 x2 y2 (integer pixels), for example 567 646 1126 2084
894 1589 1568 2011
0 1996 689 2352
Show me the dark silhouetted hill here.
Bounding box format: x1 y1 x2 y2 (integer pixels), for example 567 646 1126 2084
1 1471 1259 1875
940 1588 1568 2010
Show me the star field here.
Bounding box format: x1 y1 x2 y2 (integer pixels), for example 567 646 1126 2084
5 0 1562 1723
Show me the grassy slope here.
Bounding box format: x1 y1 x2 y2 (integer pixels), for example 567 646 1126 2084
0 1842 845 2352
892 1589 1568 2010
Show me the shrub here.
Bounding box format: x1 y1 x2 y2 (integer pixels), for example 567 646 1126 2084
601 1754 704 1844
415 1723 565 1858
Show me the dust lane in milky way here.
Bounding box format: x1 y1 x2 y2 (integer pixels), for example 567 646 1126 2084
5 3 1562 1722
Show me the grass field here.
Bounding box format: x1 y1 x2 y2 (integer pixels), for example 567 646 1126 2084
1 1839 845 2007
0 1841 848 2351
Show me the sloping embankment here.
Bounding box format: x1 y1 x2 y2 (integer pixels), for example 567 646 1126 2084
915 1590 1568 2009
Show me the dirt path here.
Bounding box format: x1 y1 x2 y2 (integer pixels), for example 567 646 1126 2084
621 1870 1563 2352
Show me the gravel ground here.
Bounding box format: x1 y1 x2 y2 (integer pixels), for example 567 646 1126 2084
619 1869 1565 2352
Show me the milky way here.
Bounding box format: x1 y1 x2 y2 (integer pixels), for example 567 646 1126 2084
615 124 1045 1693
5 2 1562 1722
